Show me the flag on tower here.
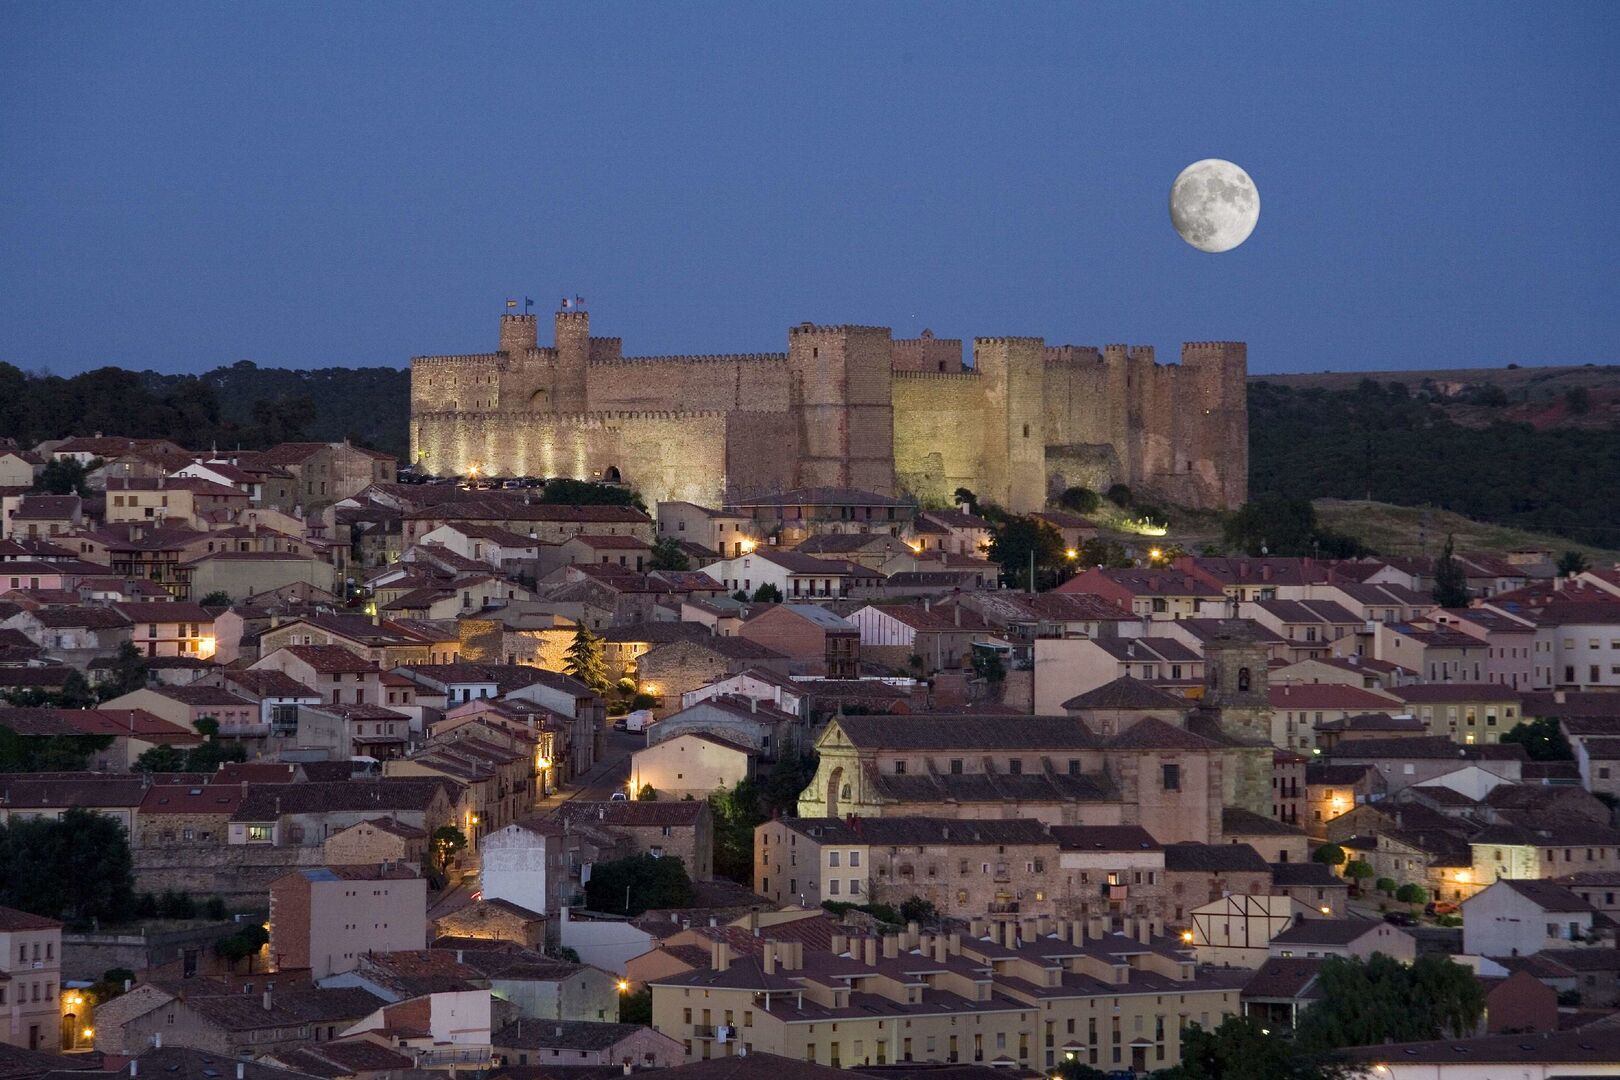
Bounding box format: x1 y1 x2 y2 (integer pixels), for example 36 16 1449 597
505 298 518 309
560 296 571 309
524 297 534 312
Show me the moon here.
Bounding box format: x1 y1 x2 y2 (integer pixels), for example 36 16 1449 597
1170 159 1259 253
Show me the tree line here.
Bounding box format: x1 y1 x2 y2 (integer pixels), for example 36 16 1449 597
0 359 407 458
1249 378 1620 548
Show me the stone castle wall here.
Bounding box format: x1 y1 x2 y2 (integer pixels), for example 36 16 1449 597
410 312 1247 511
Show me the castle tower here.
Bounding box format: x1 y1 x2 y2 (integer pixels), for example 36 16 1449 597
973 337 1045 513
498 314 538 356
787 324 895 494
1180 341 1249 507
553 310 591 413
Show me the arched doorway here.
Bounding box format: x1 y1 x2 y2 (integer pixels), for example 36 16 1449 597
826 766 844 818
603 465 622 483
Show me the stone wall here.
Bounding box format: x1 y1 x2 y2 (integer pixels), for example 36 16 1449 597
132 844 328 902
891 373 987 507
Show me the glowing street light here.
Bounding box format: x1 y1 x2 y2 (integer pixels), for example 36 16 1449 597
617 980 630 993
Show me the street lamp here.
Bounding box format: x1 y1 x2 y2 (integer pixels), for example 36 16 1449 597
617 980 630 993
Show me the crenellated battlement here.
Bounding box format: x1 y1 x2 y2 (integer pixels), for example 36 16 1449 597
974 336 1046 346
413 352 505 366
589 352 788 367
788 323 891 336
891 369 982 381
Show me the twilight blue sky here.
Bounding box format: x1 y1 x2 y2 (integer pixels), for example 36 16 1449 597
2 2 1617 376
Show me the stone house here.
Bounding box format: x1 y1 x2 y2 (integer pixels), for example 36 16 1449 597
0 493 84 540
1221 807 1309 865
754 815 1058 919
323 817 427 868
1269 862 1350 918
434 898 548 949
555 800 715 883
188 667 324 739
1054 568 1224 621
1469 821 1620 887
181 551 335 604
253 441 397 512
1325 736 1525 794
269 864 428 978
1304 762 1387 837
634 637 789 707
700 549 872 601
135 783 247 849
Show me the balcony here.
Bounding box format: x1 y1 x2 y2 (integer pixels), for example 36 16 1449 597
1106 884 1129 902
988 901 1019 914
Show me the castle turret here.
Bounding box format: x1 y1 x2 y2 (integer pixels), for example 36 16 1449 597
553 310 591 413
498 314 538 356
787 324 895 494
973 336 1046 513
1180 341 1249 506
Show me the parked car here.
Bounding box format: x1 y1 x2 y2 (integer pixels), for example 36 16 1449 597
610 791 629 802
1384 911 1419 927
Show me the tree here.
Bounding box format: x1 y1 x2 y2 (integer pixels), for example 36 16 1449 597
564 626 610 694
0 808 135 925
158 890 196 919
988 515 1065 589
0 724 111 772
431 826 467 870
970 647 1005 684
1396 883 1427 906
1051 1062 1108 1080
731 590 749 602
198 591 232 607
1558 549 1590 577
1223 494 1317 557
1078 537 1133 569
214 922 270 972
1155 1014 1355 1080
33 457 93 496
1312 843 1346 867
1432 534 1468 607
953 487 979 514
1294 954 1484 1052
899 896 939 925
637 783 658 801
1501 716 1573 761
99 642 151 699
619 986 652 1025
204 897 229 920
1342 859 1374 884
648 535 689 572
1375 877 1398 896
585 853 694 915
709 779 765 884
1057 486 1100 514
751 583 783 603
1105 484 1133 506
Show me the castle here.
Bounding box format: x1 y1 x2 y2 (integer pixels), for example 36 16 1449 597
410 309 1248 512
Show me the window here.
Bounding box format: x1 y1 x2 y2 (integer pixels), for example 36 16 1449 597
247 825 270 842
950 759 964 774
828 851 840 868
849 850 860 867
828 879 840 896
1162 763 1181 791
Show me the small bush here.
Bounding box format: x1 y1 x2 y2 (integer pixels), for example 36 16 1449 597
1105 483 1133 506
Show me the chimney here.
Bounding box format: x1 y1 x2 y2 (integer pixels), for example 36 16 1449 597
953 605 961 627
863 937 877 966
236 1065 244 1080
456 949 464 963
1136 919 1151 945
130 1063 137 1079
831 932 848 955
750 697 757 714
933 934 947 963
262 984 273 1011
711 941 731 972
1071 920 1084 947
882 935 899 959
749 910 760 936
763 943 777 975
154 1034 162 1048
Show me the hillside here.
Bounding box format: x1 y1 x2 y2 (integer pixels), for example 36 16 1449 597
1312 499 1620 565
1247 377 1620 548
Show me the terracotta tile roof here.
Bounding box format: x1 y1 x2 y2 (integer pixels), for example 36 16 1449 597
139 784 246 815
1163 842 1270 873
1270 918 1387 946
0 905 63 931
275 644 378 673
1049 825 1162 852
1062 676 1189 712
231 778 456 821
832 714 1097 750
778 816 1051 847
554 800 707 828
112 601 216 624
1222 807 1305 836
492 1020 649 1051
1268 684 1401 709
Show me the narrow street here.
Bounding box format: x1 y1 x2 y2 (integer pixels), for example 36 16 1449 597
532 726 643 816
